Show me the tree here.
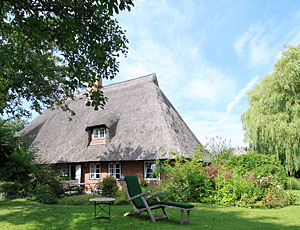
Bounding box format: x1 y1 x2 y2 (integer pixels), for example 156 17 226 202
0 117 35 183
242 45 300 176
0 0 134 118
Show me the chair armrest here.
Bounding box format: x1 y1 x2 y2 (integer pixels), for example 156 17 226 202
129 191 151 201
146 191 164 199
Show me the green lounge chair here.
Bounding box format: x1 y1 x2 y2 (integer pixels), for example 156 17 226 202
122 176 194 225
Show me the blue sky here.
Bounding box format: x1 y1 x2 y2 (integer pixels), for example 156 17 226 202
99 0 300 147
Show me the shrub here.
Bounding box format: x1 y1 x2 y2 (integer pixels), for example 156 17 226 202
29 165 64 197
214 170 293 208
224 152 287 186
205 136 234 163
286 177 300 190
114 189 128 205
161 150 214 203
102 176 119 197
0 182 21 195
35 193 58 204
139 178 148 188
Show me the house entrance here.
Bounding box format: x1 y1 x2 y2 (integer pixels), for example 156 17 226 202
69 164 81 183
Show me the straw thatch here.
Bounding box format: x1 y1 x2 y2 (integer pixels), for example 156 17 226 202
21 73 200 164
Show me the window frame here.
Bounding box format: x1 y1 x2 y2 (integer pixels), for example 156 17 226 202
89 163 101 180
108 162 122 180
144 161 160 181
93 127 106 140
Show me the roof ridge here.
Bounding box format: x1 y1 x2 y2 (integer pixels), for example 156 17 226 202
103 73 158 90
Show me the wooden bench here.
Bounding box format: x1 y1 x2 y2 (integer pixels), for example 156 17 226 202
61 180 82 196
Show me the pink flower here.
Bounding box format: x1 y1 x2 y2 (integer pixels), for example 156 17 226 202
243 175 247 178
229 185 232 187
253 181 258 185
269 175 274 179
249 175 255 179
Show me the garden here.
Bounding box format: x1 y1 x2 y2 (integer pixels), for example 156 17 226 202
1 137 300 229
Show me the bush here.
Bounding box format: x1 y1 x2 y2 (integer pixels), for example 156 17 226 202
31 184 58 204
286 177 300 190
29 166 64 197
139 178 148 188
35 193 58 204
214 170 293 208
102 176 119 197
0 182 21 195
114 189 128 205
224 153 287 186
161 150 214 203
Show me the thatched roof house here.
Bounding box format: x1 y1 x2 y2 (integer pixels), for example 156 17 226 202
21 74 200 184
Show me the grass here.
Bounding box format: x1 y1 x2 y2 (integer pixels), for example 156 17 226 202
0 191 300 230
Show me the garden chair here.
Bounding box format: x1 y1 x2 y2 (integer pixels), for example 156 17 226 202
61 180 82 195
121 176 194 225
91 181 102 194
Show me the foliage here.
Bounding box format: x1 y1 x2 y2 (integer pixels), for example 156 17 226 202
0 0 134 118
242 44 300 175
29 165 64 197
102 176 119 197
114 189 129 205
32 184 58 204
0 181 22 199
286 177 300 190
205 136 234 163
0 117 35 184
161 148 214 203
224 152 287 186
214 170 295 208
139 178 148 188
35 193 58 204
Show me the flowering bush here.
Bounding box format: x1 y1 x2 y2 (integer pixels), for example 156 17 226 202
160 149 214 203
205 136 233 163
213 170 295 208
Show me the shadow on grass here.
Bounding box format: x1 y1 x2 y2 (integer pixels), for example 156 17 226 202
0 199 300 230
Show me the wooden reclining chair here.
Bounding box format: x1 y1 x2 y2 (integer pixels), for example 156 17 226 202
122 176 194 225
122 176 169 223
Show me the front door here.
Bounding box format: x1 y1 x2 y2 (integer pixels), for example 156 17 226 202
75 164 81 183
69 164 81 183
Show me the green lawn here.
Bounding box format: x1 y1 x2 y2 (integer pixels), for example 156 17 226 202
1 191 300 230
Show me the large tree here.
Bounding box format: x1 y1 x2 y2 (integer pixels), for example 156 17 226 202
0 0 133 118
242 45 300 175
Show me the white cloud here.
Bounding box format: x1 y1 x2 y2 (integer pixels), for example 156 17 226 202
226 75 259 115
233 25 271 66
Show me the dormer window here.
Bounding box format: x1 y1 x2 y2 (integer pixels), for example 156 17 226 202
88 125 108 145
93 127 105 139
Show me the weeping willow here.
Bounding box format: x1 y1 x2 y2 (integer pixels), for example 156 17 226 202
242 45 300 175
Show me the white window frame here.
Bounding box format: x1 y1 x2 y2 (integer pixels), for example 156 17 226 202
144 161 160 181
89 163 101 180
108 162 121 180
93 127 106 139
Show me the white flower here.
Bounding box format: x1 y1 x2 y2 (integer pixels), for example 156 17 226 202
276 185 281 190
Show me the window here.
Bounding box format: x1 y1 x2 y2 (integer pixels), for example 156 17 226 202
144 161 160 181
57 165 68 177
108 162 121 179
93 127 105 139
90 163 101 180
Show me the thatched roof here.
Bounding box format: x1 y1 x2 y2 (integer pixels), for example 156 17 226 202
21 73 200 164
